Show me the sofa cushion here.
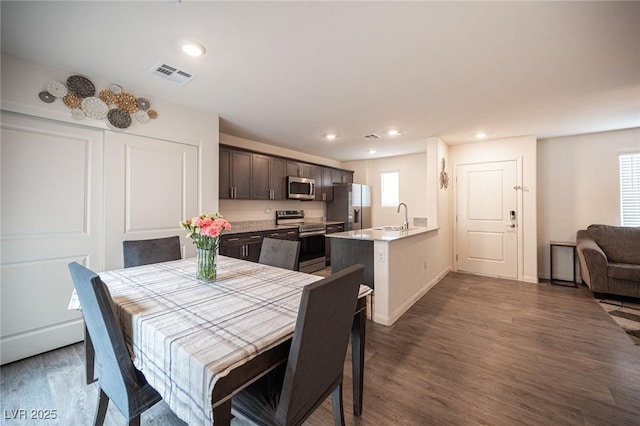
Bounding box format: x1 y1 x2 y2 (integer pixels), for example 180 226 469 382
587 224 640 264
608 263 640 281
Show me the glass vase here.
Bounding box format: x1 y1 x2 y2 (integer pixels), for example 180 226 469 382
196 247 217 281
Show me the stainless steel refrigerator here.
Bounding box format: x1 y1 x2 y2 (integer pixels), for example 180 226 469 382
327 183 372 231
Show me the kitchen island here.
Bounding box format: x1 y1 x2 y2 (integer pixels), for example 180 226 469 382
327 226 444 325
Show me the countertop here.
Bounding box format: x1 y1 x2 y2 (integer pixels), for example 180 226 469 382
326 226 439 241
225 220 344 235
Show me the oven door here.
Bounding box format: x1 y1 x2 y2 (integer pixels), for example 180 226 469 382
298 230 326 273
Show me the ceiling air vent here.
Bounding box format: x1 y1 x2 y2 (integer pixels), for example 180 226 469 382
150 62 196 85
362 134 381 140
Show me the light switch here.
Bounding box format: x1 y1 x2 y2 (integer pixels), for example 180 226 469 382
376 250 385 262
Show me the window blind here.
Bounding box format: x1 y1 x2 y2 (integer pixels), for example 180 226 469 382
619 152 640 226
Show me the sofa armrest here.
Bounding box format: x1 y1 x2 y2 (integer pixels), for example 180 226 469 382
576 232 608 292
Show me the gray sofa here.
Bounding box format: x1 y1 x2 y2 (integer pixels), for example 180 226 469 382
576 224 640 298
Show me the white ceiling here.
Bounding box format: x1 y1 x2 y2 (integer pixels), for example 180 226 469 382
2 1 639 161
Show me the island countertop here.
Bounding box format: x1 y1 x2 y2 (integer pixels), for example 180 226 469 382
326 226 439 241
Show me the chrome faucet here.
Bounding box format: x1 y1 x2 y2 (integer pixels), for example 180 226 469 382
397 202 409 230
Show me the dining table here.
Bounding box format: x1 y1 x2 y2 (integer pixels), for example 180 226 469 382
94 255 372 426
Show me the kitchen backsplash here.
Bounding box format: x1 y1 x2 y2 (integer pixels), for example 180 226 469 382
219 199 326 223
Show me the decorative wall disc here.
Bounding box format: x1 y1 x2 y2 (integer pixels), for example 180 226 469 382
109 84 122 94
81 97 109 119
39 91 55 103
107 108 132 129
134 110 150 124
67 75 96 98
63 93 82 109
147 110 158 119
136 97 151 111
115 92 138 113
71 109 86 120
46 81 68 97
99 89 117 104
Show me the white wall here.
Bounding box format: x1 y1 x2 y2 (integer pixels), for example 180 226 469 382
537 128 640 280
449 135 538 283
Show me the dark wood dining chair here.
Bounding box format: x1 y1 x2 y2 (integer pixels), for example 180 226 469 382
68 262 162 426
122 236 181 268
231 264 364 426
258 237 301 271
85 236 182 385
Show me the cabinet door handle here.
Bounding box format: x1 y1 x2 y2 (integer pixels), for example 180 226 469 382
250 235 261 239
228 237 239 242
323 193 326 201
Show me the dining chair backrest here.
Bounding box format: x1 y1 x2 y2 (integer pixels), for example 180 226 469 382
122 236 181 268
68 262 161 422
275 264 364 425
258 237 301 271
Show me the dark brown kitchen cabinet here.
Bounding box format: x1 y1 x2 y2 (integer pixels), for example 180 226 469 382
219 232 263 262
314 166 334 202
286 160 314 178
324 223 344 266
252 154 286 200
332 168 353 185
219 147 252 199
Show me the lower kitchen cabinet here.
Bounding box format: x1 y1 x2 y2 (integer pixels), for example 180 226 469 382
219 228 299 263
219 232 263 262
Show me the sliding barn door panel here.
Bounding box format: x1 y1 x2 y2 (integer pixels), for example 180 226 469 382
104 132 199 269
1 112 104 364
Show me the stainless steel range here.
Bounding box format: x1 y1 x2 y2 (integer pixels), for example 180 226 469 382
275 210 326 273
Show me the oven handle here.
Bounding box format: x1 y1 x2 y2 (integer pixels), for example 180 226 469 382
298 230 326 238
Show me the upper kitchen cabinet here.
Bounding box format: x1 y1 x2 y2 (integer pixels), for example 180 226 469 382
220 147 252 199
286 160 314 178
253 153 286 200
315 166 334 202
332 168 353 184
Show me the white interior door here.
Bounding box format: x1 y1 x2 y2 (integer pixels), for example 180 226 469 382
104 132 199 269
457 160 518 278
1 112 104 364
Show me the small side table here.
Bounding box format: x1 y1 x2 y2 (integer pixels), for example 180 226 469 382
550 241 577 287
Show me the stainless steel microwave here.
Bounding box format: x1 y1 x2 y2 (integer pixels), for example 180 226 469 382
287 176 315 200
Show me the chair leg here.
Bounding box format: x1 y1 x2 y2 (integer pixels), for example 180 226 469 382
93 389 109 426
331 383 345 426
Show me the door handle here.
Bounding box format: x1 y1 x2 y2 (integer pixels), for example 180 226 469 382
505 224 516 228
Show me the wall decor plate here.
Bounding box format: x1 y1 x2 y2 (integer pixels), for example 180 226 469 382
63 93 82 109
107 108 132 129
136 97 151 111
46 80 67 97
99 89 117 104
67 75 96 98
39 91 55 103
115 92 138 113
109 84 122 94
134 110 150 124
81 96 109 119
148 109 158 119
71 109 86 120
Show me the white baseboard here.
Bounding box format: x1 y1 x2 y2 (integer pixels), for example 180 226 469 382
1 319 84 365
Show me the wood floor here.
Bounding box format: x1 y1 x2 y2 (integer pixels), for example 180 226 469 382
2 272 640 425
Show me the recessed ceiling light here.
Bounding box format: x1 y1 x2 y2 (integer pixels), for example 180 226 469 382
182 41 206 57
325 133 337 140
475 132 487 139
368 149 377 154
387 129 402 136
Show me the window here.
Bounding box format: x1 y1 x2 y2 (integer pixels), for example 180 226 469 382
620 152 640 226
380 171 399 207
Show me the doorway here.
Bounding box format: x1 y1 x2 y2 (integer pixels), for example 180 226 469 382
456 160 518 279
